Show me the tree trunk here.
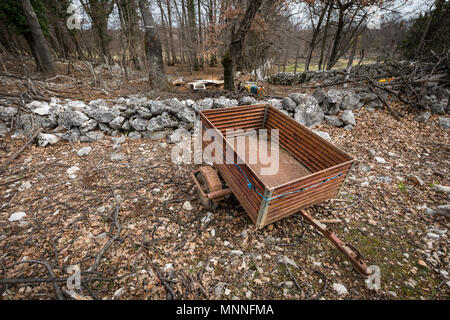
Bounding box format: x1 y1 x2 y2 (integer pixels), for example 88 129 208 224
305 1 329 71
282 49 288 72
294 48 299 74
156 0 171 65
117 0 142 70
224 0 264 90
327 5 344 70
346 36 357 71
138 0 169 91
187 0 200 71
357 48 365 66
318 1 333 71
166 0 177 65
80 0 114 63
19 0 56 74
222 50 233 90
231 0 264 72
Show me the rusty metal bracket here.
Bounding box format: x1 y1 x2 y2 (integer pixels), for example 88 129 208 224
256 189 273 229
191 169 231 200
262 104 270 129
299 209 370 277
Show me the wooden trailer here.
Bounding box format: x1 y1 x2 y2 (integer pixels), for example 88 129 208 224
192 104 369 276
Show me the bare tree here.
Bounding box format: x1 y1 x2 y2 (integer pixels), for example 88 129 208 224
305 0 331 71
19 0 56 74
223 0 264 90
80 0 115 62
138 0 169 91
116 0 143 70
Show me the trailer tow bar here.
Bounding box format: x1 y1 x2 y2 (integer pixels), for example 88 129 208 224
300 209 370 277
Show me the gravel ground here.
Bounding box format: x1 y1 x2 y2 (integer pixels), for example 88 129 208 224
0 106 448 300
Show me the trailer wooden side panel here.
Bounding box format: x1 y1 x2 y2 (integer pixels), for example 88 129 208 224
199 110 266 221
200 104 355 229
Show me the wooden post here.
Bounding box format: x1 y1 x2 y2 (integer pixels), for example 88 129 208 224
256 189 273 229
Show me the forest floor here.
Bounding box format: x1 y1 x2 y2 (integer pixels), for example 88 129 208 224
0 56 449 300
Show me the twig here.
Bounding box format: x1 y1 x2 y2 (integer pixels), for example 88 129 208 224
153 265 176 300
282 261 303 294
1 128 42 170
307 270 328 300
10 260 64 300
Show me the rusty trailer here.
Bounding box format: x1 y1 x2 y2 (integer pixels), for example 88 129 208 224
192 104 370 277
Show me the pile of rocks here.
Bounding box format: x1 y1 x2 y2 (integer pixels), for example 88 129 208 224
0 96 242 145
1 85 448 147
268 88 363 130
268 61 449 121
267 61 436 86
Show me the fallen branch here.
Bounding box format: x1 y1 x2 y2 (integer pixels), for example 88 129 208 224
10 260 63 300
1 127 42 170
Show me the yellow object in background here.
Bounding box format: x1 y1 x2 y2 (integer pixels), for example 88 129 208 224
245 83 265 97
378 77 395 83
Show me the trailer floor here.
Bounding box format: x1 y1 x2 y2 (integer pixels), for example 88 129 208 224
226 133 312 189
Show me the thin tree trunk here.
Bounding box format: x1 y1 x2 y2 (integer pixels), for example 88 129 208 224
357 48 365 66
282 49 288 72
19 0 56 74
346 36 357 71
187 0 200 71
318 1 332 71
305 1 329 71
138 0 169 91
327 5 344 70
156 0 171 65
294 48 299 74
224 0 264 90
166 0 177 65
172 0 186 64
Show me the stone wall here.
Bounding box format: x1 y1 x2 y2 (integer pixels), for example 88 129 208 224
0 84 448 147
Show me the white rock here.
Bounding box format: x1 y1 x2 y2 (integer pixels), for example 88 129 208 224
18 181 31 192
313 131 331 142
214 282 226 298
375 157 386 164
388 291 397 297
77 147 92 157
163 263 173 273
113 287 124 299
426 232 440 240
201 212 213 224
230 250 244 256
110 153 125 161
436 205 450 218
67 166 80 179
32 104 51 116
9 212 26 222
388 152 397 157
432 185 450 193
182 201 193 211
278 256 299 269
38 133 60 147
333 283 348 296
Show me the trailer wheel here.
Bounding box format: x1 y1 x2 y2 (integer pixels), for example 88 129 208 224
195 166 222 210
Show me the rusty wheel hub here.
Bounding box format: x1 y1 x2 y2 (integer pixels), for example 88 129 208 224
194 166 222 210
